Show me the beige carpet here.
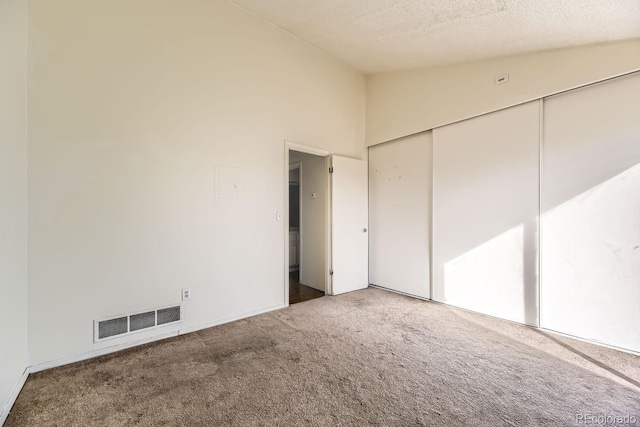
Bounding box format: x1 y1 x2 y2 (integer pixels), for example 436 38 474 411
6 288 640 426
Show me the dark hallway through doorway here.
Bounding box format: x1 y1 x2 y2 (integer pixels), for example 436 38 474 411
289 271 324 304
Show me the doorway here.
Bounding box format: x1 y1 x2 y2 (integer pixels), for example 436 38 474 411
287 150 327 305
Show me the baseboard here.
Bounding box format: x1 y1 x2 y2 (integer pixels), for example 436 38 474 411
3 304 284 422
540 327 640 358
370 285 640 357
298 280 324 293
28 303 285 375
368 284 430 301
28 331 180 374
178 304 285 335
0 367 29 426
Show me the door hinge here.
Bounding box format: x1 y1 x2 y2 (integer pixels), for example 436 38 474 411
329 269 333 276
329 167 334 174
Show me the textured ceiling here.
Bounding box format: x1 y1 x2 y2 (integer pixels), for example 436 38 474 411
228 0 640 73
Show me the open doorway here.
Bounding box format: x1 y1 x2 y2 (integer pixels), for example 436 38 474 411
288 150 328 304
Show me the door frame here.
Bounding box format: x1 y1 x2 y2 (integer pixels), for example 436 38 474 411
284 141 332 307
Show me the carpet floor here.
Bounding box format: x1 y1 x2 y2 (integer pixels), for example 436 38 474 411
6 288 640 426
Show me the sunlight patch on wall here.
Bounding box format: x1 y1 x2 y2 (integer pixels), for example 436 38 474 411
541 162 640 352
443 224 525 323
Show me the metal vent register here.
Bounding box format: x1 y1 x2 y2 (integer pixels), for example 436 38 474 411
94 305 182 342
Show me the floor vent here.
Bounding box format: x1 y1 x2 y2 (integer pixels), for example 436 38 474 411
94 305 182 342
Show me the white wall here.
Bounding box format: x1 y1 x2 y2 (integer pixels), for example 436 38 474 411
27 0 365 366
368 132 432 298
433 102 540 326
289 151 327 291
541 73 640 352
366 39 640 146
0 0 28 418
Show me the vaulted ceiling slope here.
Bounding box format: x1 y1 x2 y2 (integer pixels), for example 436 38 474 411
228 0 640 74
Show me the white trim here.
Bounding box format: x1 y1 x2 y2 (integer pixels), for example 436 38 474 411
543 69 640 101
540 327 640 358
298 280 324 293
327 155 334 295
421 293 640 357
429 133 435 300
324 156 331 295
369 284 431 302
366 147 371 290
284 147 290 307
537 98 544 329
28 303 285 375
0 367 29 425
177 304 284 335
372 69 640 148
285 141 331 157
29 331 180 373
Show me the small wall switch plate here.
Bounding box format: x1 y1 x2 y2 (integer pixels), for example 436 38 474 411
277 211 282 221
182 288 191 301
495 74 509 85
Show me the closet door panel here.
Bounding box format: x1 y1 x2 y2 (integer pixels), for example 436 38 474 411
369 132 432 298
433 101 540 325
541 72 640 352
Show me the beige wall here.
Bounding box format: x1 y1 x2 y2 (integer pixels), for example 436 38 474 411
366 39 640 146
0 0 28 419
28 0 365 366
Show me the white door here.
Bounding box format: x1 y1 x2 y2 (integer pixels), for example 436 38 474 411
331 155 368 295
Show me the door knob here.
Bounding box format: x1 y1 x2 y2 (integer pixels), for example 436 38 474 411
363 228 368 233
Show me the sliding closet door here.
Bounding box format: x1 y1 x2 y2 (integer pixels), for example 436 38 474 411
369 132 432 298
541 72 640 352
433 101 540 326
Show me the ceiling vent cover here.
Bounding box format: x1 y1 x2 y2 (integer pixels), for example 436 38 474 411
95 305 182 342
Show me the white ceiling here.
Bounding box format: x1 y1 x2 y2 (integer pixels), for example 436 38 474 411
228 0 640 74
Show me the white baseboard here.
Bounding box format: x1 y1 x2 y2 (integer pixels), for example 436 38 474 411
178 304 284 335
0 303 285 423
540 327 640 358
370 285 640 357
28 331 181 374
0 367 29 426
298 280 324 293
28 303 285 374
368 284 430 301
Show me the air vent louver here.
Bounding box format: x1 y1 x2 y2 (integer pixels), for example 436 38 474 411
157 306 181 325
95 305 182 342
130 311 156 331
98 316 128 339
